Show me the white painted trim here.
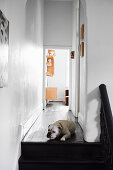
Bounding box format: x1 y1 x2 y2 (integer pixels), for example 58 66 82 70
75 0 80 117
78 0 81 115
78 112 84 130
83 0 88 134
49 98 65 102
78 0 87 131
69 50 72 111
43 47 46 110
20 103 43 140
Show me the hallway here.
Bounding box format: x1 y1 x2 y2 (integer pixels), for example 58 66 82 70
0 0 113 169
23 102 84 143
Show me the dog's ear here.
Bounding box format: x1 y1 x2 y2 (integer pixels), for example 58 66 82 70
57 123 62 130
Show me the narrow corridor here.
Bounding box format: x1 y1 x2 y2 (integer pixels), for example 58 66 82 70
23 102 84 143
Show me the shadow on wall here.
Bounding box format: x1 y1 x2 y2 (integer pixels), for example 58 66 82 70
86 87 101 142
25 0 38 44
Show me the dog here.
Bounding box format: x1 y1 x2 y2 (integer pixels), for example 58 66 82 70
47 120 76 141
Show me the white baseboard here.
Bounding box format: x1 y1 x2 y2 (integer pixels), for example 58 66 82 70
15 103 43 170
20 103 43 140
48 98 65 102
57 97 64 101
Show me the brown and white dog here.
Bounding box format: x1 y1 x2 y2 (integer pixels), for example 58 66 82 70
47 120 76 141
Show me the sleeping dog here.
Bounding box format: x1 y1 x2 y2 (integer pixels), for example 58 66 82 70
47 120 76 141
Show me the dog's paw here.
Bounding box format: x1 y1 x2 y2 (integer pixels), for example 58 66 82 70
60 137 65 141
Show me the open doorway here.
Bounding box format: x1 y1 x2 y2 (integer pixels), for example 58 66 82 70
43 48 70 111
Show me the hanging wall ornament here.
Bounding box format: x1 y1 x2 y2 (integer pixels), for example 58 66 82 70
0 10 9 87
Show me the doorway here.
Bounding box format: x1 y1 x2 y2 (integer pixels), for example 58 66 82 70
43 48 71 111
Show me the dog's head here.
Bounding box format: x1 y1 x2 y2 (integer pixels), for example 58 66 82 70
47 123 62 140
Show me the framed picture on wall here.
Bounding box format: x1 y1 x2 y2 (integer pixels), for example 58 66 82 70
0 10 9 87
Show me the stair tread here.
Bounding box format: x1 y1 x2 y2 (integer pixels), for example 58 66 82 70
20 156 104 162
21 141 104 161
19 156 105 164
22 141 102 145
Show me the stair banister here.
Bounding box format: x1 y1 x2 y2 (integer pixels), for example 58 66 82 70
99 84 113 169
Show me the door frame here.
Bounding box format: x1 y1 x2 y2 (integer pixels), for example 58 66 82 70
75 0 80 117
77 0 87 130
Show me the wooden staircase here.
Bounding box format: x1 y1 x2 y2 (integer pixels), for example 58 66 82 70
19 141 106 170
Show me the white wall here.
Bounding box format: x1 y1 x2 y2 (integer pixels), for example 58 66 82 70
84 0 113 142
44 1 72 47
46 49 69 101
0 0 44 170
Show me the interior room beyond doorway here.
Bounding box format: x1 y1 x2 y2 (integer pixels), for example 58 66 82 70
45 48 70 108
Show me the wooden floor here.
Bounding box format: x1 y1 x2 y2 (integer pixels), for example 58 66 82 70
23 102 84 143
